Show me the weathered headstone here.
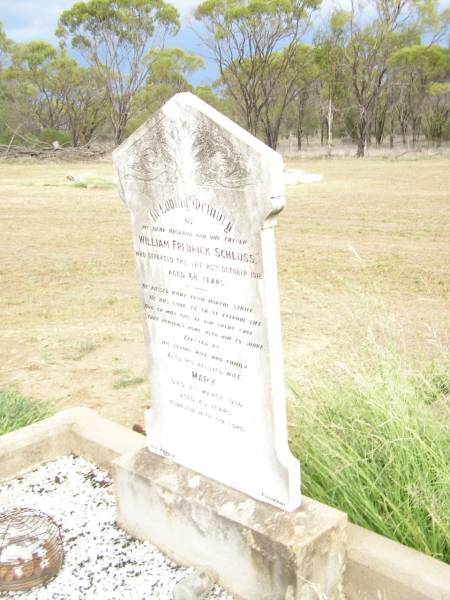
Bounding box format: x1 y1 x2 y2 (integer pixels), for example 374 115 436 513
113 92 300 511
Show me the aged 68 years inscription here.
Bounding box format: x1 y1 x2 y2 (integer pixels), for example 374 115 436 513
113 93 300 511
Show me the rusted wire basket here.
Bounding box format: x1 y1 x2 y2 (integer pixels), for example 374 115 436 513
0 508 64 592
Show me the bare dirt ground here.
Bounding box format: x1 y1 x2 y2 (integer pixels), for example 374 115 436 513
1 158 449 429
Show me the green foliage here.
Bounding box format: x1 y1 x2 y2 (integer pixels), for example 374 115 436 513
390 44 450 77
195 85 224 111
0 3 449 150
329 10 350 34
428 82 450 97
196 0 320 21
112 369 145 389
0 19 12 69
196 0 320 147
442 115 450 141
6 42 73 131
38 128 72 146
56 0 179 48
0 389 54 436
1 40 107 145
0 20 6 48
289 341 450 563
128 48 204 131
13 40 56 69
147 47 204 87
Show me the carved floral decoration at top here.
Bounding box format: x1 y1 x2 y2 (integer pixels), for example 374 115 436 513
125 113 256 189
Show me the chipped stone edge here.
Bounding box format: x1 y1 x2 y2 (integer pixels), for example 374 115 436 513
1 409 449 600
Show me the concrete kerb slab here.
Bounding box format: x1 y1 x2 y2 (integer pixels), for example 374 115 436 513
1 409 449 600
0 407 146 480
114 447 347 600
344 523 450 600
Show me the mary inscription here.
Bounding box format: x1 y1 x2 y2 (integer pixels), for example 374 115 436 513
113 93 300 511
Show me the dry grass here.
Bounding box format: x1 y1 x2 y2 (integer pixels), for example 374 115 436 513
0 158 449 427
279 158 449 374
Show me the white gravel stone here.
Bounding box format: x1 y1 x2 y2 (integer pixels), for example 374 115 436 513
0 455 234 600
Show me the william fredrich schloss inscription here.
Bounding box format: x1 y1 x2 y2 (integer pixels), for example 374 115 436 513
113 93 300 511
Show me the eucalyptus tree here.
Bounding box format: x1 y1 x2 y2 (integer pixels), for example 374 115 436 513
338 0 446 157
194 0 321 148
0 21 14 140
56 58 108 146
276 43 318 150
390 44 450 145
57 0 180 144
258 43 317 149
314 11 348 155
5 41 107 145
8 41 68 130
148 47 204 92
423 81 450 145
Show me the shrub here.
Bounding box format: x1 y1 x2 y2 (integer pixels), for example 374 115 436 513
38 128 72 146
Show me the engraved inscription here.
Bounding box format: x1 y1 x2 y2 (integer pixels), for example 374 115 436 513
138 210 264 434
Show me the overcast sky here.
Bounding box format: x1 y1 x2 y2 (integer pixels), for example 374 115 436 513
0 0 200 43
1 0 448 84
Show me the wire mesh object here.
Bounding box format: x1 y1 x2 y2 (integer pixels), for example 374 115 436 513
0 508 64 592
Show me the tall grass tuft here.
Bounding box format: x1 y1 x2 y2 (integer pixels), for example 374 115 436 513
289 336 450 564
0 389 54 436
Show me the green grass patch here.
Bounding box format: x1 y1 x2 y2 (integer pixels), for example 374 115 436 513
84 176 115 190
113 370 145 389
67 340 96 361
68 177 114 190
0 389 54 436
289 338 450 564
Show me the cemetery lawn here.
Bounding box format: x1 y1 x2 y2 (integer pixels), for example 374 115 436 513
0 157 449 560
0 158 448 426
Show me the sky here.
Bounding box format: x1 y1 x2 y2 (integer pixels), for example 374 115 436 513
1 0 449 84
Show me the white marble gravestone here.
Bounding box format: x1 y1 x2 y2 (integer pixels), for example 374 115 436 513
113 93 300 511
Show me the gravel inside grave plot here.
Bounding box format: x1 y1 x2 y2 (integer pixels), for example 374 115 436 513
0 455 234 600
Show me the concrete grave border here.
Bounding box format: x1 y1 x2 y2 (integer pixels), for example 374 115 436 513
0 408 449 599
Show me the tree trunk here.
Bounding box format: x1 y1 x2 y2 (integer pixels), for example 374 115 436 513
356 110 369 158
389 112 395 149
296 92 307 152
327 96 333 157
412 116 421 146
375 106 387 146
114 103 130 145
400 120 408 145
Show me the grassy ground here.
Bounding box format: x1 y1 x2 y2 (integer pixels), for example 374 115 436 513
289 329 449 563
0 158 448 427
0 157 448 560
0 389 53 435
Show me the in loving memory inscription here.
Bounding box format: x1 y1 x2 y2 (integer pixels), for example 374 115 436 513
113 93 300 511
